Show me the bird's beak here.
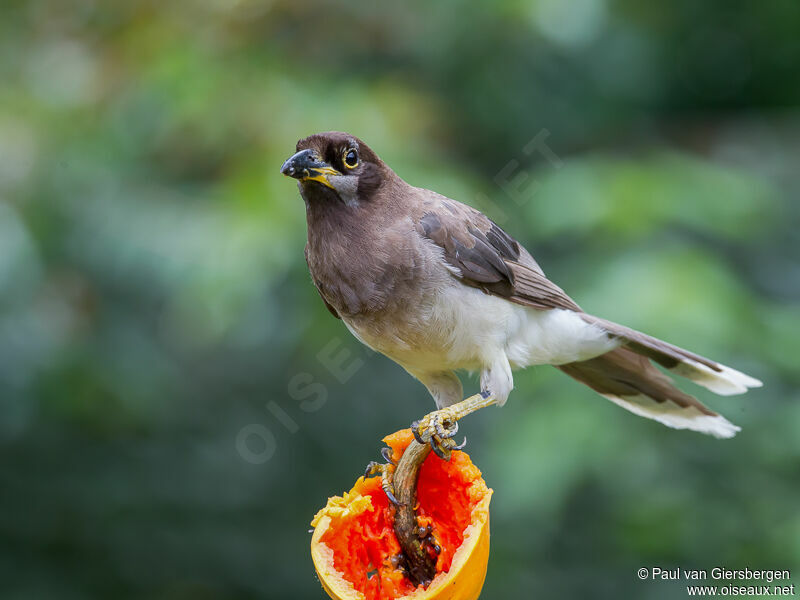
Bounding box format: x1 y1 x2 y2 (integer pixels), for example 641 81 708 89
280 149 340 189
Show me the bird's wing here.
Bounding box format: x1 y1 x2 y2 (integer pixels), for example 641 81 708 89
414 195 761 396
415 195 580 312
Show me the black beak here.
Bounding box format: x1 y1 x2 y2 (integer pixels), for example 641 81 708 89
280 149 330 179
280 149 341 189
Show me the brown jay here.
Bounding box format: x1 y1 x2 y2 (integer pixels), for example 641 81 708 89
281 131 761 459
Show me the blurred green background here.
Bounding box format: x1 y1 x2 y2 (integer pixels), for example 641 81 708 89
1 0 799 598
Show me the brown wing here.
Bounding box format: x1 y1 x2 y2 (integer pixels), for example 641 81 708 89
414 197 728 372
417 197 580 312
415 194 759 401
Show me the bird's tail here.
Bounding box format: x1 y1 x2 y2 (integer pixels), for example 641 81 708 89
557 316 762 439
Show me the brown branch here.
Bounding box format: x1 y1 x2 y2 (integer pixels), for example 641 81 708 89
392 440 437 587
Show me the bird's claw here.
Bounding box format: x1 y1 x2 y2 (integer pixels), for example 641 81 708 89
380 446 397 465
364 460 382 478
364 450 401 506
435 418 457 439
411 408 467 461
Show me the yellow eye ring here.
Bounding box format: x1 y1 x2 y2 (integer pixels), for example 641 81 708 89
343 149 358 169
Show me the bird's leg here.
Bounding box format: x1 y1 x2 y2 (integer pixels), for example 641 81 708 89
364 446 401 505
411 390 497 460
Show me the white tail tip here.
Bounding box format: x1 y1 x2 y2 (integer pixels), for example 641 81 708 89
672 360 762 396
602 394 741 439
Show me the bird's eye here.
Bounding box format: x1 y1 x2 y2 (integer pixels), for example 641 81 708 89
344 149 358 168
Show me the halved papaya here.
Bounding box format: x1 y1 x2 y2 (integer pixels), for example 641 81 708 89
310 429 492 600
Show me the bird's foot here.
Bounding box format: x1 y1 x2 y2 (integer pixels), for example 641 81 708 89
410 390 497 461
364 447 401 505
411 408 468 461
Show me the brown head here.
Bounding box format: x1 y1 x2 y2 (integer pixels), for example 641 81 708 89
280 132 394 208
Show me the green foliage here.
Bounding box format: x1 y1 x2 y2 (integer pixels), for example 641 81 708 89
0 1 798 598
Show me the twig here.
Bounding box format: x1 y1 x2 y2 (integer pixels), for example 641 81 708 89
392 440 437 587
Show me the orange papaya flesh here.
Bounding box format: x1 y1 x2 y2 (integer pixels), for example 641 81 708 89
311 429 492 600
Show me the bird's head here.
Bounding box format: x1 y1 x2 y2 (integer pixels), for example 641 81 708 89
280 132 389 207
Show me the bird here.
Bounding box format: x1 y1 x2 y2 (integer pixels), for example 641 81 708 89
280 131 762 460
